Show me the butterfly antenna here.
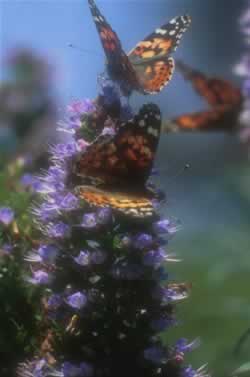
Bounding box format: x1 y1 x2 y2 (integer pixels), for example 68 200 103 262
68 43 103 58
160 163 190 184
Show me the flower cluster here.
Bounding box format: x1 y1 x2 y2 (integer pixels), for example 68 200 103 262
18 74 206 377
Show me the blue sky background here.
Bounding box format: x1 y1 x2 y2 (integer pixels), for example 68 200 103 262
0 0 245 117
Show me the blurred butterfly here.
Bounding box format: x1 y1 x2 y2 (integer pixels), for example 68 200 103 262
88 0 191 95
163 60 243 132
75 103 162 218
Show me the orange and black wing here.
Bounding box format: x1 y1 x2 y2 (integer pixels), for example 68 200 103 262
176 60 242 108
75 103 162 186
77 186 155 218
128 16 191 94
88 0 139 93
163 105 237 132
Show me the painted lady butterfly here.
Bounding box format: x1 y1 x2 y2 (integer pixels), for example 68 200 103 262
88 0 191 95
75 103 162 218
163 60 243 132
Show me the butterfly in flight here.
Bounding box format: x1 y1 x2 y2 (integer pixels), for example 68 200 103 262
88 0 191 95
163 60 243 132
75 103 162 218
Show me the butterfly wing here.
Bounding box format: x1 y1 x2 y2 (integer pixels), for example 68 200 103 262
163 106 235 132
88 0 139 92
129 16 191 63
77 186 155 218
176 60 243 108
127 15 191 94
75 103 161 187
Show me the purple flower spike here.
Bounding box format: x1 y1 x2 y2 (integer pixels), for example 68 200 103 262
45 165 66 183
74 250 91 266
133 233 153 250
81 213 97 229
66 292 87 310
0 207 14 226
62 361 93 377
47 222 71 239
51 142 77 160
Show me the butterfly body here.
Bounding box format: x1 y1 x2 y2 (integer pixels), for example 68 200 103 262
88 0 191 95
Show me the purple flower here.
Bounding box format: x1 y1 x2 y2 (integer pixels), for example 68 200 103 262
175 338 200 354
144 345 167 364
96 207 112 224
62 361 93 377
51 142 77 160
28 270 51 285
143 247 167 267
20 173 35 187
34 201 59 221
153 219 181 235
34 179 65 194
67 99 95 115
74 250 91 266
47 293 63 310
101 126 116 137
81 213 97 229
60 193 79 211
47 222 71 239
44 165 66 183
38 244 59 263
133 233 153 250
181 365 208 377
66 292 87 310
153 285 188 303
0 207 14 226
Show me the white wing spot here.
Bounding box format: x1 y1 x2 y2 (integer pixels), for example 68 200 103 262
169 18 177 25
148 127 159 137
155 28 167 35
139 119 146 127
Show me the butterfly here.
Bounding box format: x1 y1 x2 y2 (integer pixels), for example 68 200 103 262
163 60 243 132
88 0 191 95
74 103 162 218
